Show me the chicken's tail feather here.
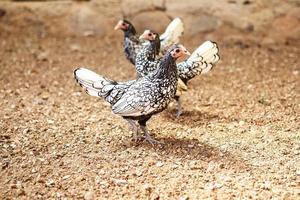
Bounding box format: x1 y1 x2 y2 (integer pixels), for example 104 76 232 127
188 41 220 73
74 67 116 98
160 17 184 52
177 41 220 82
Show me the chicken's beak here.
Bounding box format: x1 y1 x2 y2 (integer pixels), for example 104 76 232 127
114 21 123 30
114 24 121 30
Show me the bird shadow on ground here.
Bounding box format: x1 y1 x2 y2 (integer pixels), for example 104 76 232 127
162 109 224 127
120 136 249 171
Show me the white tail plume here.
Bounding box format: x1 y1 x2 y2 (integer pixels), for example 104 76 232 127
160 17 184 52
177 41 220 80
74 68 116 98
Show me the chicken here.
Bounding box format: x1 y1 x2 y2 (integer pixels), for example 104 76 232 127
74 44 190 144
114 18 184 65
135 30 161 78
136 30 220 117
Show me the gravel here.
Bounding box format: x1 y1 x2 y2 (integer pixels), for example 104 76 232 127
0 30 299 199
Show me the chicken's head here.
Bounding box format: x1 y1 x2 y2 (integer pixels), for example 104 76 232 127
114 20 132 31
170 44 190 59
139 30 158 41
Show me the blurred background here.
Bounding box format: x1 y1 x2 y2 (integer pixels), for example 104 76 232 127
1 1 300 199
0 0 299 44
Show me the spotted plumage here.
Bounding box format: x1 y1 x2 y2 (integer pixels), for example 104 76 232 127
124 33 141 65
135 30 161 78
176 41 220 84
115 18 184 65
74 45 189 144
135 30 220 116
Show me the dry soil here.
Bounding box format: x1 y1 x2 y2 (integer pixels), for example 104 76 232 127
0 30 300 199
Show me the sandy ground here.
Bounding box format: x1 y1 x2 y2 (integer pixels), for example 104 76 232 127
0 30 299 199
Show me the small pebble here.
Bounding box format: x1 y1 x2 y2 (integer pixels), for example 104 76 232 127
239 120 245 126
37 52 48 61
114 179 127 186
156 161 164 167
45 179 55 187
84 190 95 200
179 196 189 200
62 175 71 180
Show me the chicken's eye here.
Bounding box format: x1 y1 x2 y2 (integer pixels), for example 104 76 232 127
122 23 126 26
175 49 180 53
148 33 152 37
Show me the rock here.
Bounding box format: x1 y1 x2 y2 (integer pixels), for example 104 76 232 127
143 184 153 192
1 0 298 43
165 0 203 15
261 181 272 190
22 128 29 134
83 30 95 37
261 37 276 45
164 0 299 36
41 93 49 100
131 11 170 33
239 120 245 126
114 179 128 186
189 160 203 170
98 169 105 175
62 175 71 180
17 189 26 196
152 0 164 8
249 8 275 29
47 120 54 124
179 196 189 200
45 179 55 187
205 182 223 190
269 13 300 42
70 44 81 52
122 0 165 16
99 181 109 188
0 8 6 18
56 192 62 198
166 0 252 31
206 161 216 172
16 181 22 189
68 4 108 36
185 14 220 35
135 170 143 177
37 52 49 61
156 161 164 167
84 190 95 200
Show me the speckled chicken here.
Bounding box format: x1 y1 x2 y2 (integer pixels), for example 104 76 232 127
114 18 184 65
74 45 190 144
136 30 220 116
135 30 161 78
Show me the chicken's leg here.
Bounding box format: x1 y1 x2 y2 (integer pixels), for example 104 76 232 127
124 118 143 141
138 117 162 145
174 95 182 117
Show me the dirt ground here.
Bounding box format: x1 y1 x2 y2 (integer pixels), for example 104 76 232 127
0 27 299 199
